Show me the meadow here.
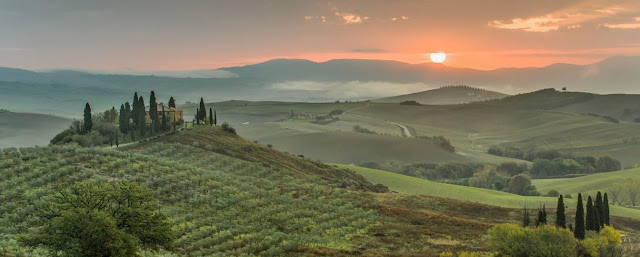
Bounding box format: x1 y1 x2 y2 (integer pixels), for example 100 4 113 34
336 164 640 219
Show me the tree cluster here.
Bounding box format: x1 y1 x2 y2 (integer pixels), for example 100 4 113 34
488 146 621 178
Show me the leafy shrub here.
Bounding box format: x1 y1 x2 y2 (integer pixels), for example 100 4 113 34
353 125 377 134
547 190 560 197
221 122 236 134
400 100 421 105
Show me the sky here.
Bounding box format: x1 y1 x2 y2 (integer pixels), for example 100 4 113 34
1 0 640 71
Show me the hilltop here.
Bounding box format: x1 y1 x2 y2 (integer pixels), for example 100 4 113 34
375 85 508 105
1 125 541 256
0 111 71 147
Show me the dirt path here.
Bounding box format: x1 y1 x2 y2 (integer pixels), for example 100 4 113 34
387 121 413 138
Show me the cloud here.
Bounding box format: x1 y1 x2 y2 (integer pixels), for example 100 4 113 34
604 17 640 29
489 16 562 32
351 48 387 53
305 5 369 25
269 80 434 98
489 0 640 32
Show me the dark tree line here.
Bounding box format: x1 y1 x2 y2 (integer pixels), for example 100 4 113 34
522 191 611 241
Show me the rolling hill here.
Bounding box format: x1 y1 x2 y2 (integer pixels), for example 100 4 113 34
337 164 640 219
375 85 508 105
1 126 544 256
0 111 71 148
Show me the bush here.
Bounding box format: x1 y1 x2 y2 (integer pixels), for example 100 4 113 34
489 224 621 257
353 125 377 134
399 100 421 105
221 122 236 134
547 190 560 197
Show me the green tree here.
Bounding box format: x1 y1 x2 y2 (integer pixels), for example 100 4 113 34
161 105 168 131
595 191 604 229
125 101 132 137
119 104 128 138
595 156 621 172
209 108 213 125
603 193 610 226
556 195 566 228
168 96 176 108
21 181 174 256
575 193 585 239
214 109 217 125
508 174 533 195
138 96 146 136
149 91 159 134
198 97 206 123
586 196 596 232
132 92 139 128
83 102 93 134
523 205 531 227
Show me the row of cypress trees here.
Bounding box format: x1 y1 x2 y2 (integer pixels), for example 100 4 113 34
523 191 611 240
118 91 178 141
195 97 217 126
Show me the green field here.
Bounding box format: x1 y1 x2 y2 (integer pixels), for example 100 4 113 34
336 163 640 219
534 168 640 202
183 91 640 167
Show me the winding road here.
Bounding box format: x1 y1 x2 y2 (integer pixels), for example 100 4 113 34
387 121 413 138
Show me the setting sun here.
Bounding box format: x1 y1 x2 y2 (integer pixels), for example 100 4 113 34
430 52 447 63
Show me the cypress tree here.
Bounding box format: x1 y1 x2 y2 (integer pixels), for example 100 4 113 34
83 103 93 134
536 209 543 227
132 92 139 127
209 108 213 125
214 109 217 125
196 98 204 122
168 96 176 108
603 193 610 226
161 105 168 131
596 191 604 229
149 91 159 134
542 204 547 225
556 195 566 228
195 108 200 125
575 193 585 239
125 101 132 137
138 96 146 136
523 205 530 227
586 196 595 231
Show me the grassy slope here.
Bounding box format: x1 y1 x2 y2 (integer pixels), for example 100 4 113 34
0 112 71 148
376 86 508 105
1 126 534 256
337 164 640 219
533 168 640 199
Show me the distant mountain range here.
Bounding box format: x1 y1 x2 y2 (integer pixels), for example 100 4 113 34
219 56 640 94
1 56 640 116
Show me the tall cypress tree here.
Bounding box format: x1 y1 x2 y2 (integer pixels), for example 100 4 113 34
168 96 176 108
124 102 131 137
83 103 93 134
198 97 206 123
209 108 213 125
575 193 585 239
214 109 217 125
119 104 127 136
138 96 146 136
536 209 543 227
603 193 611 226
596 191 604 229
132 92 139 127
586 196 595 231
161 105 168 131
149 91 159 134
556 195 566 228
523 205 530 227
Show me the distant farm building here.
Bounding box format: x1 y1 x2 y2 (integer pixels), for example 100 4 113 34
293 113 318 120
145 103 183 123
